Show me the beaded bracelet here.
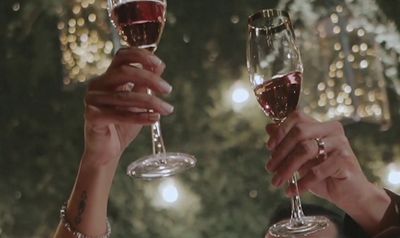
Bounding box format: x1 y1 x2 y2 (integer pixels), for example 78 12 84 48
60 202 111 238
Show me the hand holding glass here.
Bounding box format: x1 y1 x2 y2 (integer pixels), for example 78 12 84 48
246 9 328 237
107 0 196 179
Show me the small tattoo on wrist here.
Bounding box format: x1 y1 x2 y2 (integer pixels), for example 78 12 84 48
74 191 87 225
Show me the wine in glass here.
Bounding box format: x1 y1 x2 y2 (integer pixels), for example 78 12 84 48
246 9 329 237
108 0 196 179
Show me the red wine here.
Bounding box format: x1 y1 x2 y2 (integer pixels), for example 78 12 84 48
254 71 302 122
111 0 166 51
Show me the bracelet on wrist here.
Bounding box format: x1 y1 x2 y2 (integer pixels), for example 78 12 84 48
60 202 111 238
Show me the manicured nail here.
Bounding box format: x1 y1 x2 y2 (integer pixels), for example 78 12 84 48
161 102 174 114
268 140 276 150
272 175 281 187
266 161 273 172
265 162 270 172
267 140 273 150
159 81 172 93
149 55 163 65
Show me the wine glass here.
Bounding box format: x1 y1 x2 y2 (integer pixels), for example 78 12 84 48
107 0 196 179
246 9 329 237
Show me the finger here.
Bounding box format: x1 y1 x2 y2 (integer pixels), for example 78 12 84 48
90 65 172 94
267 110 315 150
298 159 320 178
270 136 342 186
112 47 165 73
265 123 279 150
85 91 174 115
85 105 161 125
270 139 320 186
268 121 343 172
265 123 278 135
287 153 341 196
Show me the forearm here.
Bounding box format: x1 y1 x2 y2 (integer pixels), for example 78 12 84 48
54 153 119 237
338 182 392 236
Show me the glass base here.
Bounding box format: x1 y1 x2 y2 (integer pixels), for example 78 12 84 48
267 216 328 237
126 152 196 179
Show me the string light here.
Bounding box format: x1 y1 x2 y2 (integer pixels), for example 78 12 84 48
58 0 113 86
383 163 400 192
12 2 20 11
388 170 400 185
232 87 250 104
160 181 179 203
229 80 253 112
230 15 240 24
297 3 392 128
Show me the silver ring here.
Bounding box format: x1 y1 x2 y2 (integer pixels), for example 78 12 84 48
314 138 327 160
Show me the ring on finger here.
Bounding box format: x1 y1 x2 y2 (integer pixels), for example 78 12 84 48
314 137 327 160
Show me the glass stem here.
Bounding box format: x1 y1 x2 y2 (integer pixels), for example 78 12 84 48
147 89 167 159
289 172 305 227
151 120 166 155
276 119 306 227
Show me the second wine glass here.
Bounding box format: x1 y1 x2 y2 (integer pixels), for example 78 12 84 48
246 9 328 237
108 0 196 179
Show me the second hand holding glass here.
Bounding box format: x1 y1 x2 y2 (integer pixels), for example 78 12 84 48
246 9 328 237
108 0 196 179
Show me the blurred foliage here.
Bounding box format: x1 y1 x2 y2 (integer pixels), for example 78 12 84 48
0 0 400 237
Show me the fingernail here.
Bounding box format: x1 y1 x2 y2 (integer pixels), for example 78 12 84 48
266 161 273 172
267 155 278 172
267 140 273 150
268 140 276 150
272 176 281 187
161 102 174 114
149 55 163 65
159 81 172 93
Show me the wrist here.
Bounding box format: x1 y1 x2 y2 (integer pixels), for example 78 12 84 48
339 182 391 235
63 153 118 236
81 149 121 170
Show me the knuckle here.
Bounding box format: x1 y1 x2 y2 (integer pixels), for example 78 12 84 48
338 149 352 160
298 141 313 155
332 121 344 133
293 124 307 140
338 135 349 145
292 110 305 121
292 110 302 120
